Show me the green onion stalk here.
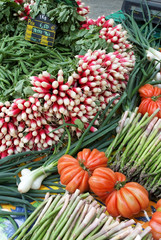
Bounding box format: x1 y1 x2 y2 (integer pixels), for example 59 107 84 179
122 2 161 71
118 3 161 114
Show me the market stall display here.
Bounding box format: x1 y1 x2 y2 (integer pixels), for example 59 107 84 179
0 0 161 239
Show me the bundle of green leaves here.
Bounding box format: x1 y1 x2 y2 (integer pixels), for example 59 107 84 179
0 0 26 37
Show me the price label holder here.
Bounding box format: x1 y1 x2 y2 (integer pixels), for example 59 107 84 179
25 14 56 47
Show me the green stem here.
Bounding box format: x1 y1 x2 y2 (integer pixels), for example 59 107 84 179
120 128 145 169
107 112 143 163
31 218 53 240
37 227 48 240
126 120 159 167
64 126 71 155
62 206 83 240
133 133 161 167
118 107 139 138
43 193 70 240
6 216 18 232
84 217 108 239
19 213 43 240
0 210 30 216
9 199 48 240
105 110 130 158
140 148 161 178
72 203 89 234
57 199 85 239
149 175 161 193
100 91 127 128
70 111 100 156
23 195 62 239
146 151 161 174
70 208 97 240
149 161 161 188
50 196 81 239
134 118 161 160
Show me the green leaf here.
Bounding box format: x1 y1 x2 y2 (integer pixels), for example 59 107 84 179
23 86 34 96
3 89 13 96
78 49 86 55
70 24 75 31
95 100 101 106
74 119 84 130
55 0 78 7
107 42 114 52
4 7 10 21
14 80 25 94
76 15 85 22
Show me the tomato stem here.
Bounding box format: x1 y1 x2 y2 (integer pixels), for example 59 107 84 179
151 94 161 101
115 181 126 190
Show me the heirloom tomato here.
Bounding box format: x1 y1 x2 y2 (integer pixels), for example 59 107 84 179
88 167 118 201
58 148 108 193
149 211 161 240
156 199 161 210
105 182 149 218
138 84 161 118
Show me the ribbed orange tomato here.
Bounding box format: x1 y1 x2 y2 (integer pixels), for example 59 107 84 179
105 182 149 218
148 199 161 239
138 84 161 118
88 167 118 201
156 199 161 210
149 211 161 240
58 149 108 193
115 172 126 182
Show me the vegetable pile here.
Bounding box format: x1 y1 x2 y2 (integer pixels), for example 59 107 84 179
0 44 133 158
0 112 119 213
10 189 153 240
0 0 135 158
1 0 161 239
58 154 150 219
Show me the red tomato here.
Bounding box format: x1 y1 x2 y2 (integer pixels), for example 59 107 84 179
149 211 161 240
105 182 149 218
58 149 108 193
139 84 161 98
115 172 126 182
89 167 117 201
156 199 161 210
138 84 161 118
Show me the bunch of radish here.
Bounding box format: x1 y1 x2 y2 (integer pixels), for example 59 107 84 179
0 97 64 159
31 49 135 136
0 47 135 158
80 16 133 53
76 0 90 16
13 0 89 21
13 0 35 21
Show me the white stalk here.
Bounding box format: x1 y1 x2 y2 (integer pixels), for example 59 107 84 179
18 166 51 193
148 47 161 60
